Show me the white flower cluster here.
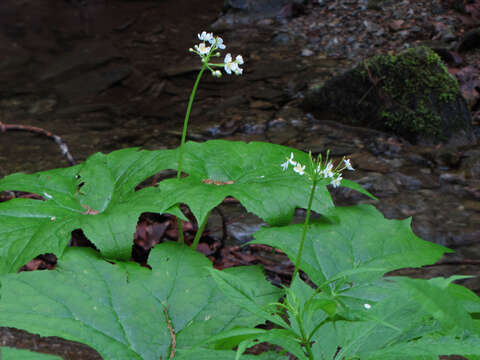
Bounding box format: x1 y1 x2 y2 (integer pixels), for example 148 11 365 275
189 31 244 77
281 152 354 188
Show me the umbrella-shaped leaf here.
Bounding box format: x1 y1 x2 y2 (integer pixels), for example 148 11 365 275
0 148 178 274
311 276 480 359
157 140 336 226
0 243 282 360
251 204 449 286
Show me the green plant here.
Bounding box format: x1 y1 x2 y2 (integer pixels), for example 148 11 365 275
0 347 63 360
0 32 479 360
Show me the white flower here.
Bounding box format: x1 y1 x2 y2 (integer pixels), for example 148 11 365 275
194 42 211 55
224 53 243 75
322 162 334 178
293 162 306 176
235 55 244 65
344 158 354 171
364 303 371 310
198 31 213 42
281 152 297 171
213 37 226 49
330 175 342 188
224 53 237 74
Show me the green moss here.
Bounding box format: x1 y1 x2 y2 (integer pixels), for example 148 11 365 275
358 46 460 138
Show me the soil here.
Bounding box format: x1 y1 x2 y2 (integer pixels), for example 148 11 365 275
1 0 480 358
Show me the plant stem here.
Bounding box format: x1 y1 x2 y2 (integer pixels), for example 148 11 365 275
292 180 318 281
296 309 315 359
176 62 208 244
177 63 207 180
192 210 210 250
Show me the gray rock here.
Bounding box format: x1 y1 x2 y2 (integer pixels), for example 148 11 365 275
55 65 132 100
460 149 480 178
357 172 399 196
40 40 123 81
0 35 31 71
302 46 476 145
458 27 480 52
213 0 304 27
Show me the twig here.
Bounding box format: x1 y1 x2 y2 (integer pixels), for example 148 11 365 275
0 121 76 165
163 306 176 359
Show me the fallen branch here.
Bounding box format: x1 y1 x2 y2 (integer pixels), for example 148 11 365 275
0 121 76 165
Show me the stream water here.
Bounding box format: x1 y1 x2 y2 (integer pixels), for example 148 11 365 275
1 0 479 358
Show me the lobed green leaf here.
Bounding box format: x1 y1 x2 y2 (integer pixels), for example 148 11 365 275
0 243 282 360
252 204 449 286
0 148 177 273
0 348 62 360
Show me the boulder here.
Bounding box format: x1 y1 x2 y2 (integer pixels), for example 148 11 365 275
212 0 304 28
302 46 476 145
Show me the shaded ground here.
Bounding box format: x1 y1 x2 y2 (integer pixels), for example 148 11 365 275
1 0 480 358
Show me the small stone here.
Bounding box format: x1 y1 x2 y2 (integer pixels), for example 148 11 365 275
439 172 466 185
250 100 275 110
301 48 315 56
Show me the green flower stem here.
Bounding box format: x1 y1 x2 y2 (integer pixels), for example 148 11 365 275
292 179 318 281
176 60 209 244
177 63 208 180
296 312 314 359
191 210 210 250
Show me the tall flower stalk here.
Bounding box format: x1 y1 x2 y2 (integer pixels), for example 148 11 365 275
176 31 244 245
281 151 354 281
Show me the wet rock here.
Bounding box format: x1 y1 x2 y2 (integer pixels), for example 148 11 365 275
391 172 423 190
349 152 391 173
272 32 293 45
266 117 300 145
28 98 57 115
207 202 266 246
213 0 305 28
367 0 392 10
460 149 480 178
464 200 480 212
439 171 466 185
458 27 480 52
302 46 476 145
55 65 132 100
252 87 287 102
223 0 300 17
249 59 302 80
55 103 117 117
452 66 480 108
356 172 399 196
0 34 31 72
40 40 123 82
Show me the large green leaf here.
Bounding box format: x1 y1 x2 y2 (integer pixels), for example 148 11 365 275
0 348 62 360
311 276 480 359
156 140 336 226
0 243 282 360
0 148 177 273
176 348 287 360
252 204 449 286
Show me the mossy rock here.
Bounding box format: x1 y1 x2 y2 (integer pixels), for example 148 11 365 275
302 46 475 145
